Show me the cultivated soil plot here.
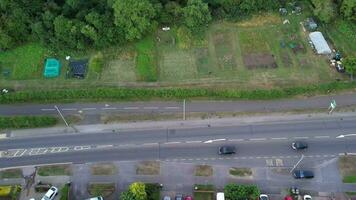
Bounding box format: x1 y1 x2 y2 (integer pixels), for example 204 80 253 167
213 29 237 70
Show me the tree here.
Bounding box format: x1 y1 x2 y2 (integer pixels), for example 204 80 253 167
129 182 147 200
113 0 157 41
224 183 260 200
120 191 136 200
345 57 356 81
340 0 356 21
159 1 183 24
183 0 211 34
312 0 337 23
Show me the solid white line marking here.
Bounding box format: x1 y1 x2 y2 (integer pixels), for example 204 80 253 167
102 107 117 110
143 107 159 109
97 145 113 149
241 157 246 159
294 136 309 139
62 108 77 111
271 137 287 140
316 135 330 138
229 139 244 142
143 143 158 146
82 108 96 111
250 138 266 141
41 108 55 111
185 141 201 143
165 107 180 109
74 146 91 151
164 142 181 145
124 107 139 110
180 159 186 161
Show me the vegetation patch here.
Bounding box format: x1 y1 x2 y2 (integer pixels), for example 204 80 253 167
195 165 213 177
91 163 117 176
194 184 215 200
135 36 158 82
0 185 21 200
88 183 115 198
213 29 237 70
89 52 104 74
136 161 160 175
37 164 71 176
325 20 356 56
0 116 58 130
59 184 70 200
229 167 253 177
339 156 356 183
0 169 22 179
145 183 161 200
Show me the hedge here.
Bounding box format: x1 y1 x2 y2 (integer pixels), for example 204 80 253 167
0 116 58 129
1 81 356 104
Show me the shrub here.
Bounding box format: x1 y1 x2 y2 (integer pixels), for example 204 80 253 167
176 26 193 49
89 52 104 74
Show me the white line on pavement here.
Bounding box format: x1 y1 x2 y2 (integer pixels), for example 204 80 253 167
96 145 114 148
314 135 330 139
102 107 117 110
271 137 287 140
61 108 77 111
74 146 91 151
82 108 96 111
0 151 3 158
249 138 266 141
164 107 180 109
229 139 244 142
143 143 158 146
185 141 201 143
123 107 139 110
143 107 159 109
294 136 309 139
41 108 55 111
0 134 7 139
164 142 181 145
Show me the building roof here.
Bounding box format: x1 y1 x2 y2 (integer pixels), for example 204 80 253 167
309 31 332 54
43 58 61 78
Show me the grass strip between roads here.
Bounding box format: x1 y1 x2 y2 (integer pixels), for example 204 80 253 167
0 116 58 129
1 81 356 103
37 164 71 176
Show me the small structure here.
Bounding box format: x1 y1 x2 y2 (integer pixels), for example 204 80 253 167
308 32 332 55
69 59 88 79
279 8 288 15
43 58 61 78
304 18 317 31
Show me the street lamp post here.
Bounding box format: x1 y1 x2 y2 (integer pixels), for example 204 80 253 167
290 154 304 173
54 105 69 128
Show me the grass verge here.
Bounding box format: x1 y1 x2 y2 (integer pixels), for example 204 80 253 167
59 184 70 200
194 184 215 200
136 161 160 175
0 116 58 130
1 81 356 104
88 183 115 197
0 169 22 179
91 163 117 176
339 156 356 183
229 167 252 177
195 165 213 177
37 164 71 176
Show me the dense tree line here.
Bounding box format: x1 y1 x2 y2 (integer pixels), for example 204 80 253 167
0 0 354 51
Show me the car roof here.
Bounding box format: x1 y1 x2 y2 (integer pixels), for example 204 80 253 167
45 189 55 197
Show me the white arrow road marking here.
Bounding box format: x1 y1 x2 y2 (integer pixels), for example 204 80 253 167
336 134 356 138
204 138 226 143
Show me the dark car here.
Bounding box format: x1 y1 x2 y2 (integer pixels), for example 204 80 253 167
292 141 308 150
175 194 183 200
218 146 236 155
293 170 314 179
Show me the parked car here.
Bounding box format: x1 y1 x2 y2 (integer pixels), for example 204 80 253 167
304 195 312 200
216 192 225 200
163 196 171 200
41 186 58 200
175 194 183 200
184 196 193 200
259 194 269 200
291 141 308 150
218 146 236 155
293 170 314 179
86 196 103 200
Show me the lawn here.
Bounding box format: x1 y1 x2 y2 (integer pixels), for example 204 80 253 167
37 164 71 176
136 161 160 175
229 167 252 177
339 156 356 183
135 36 158 81
0 169 22 179
91 163 117 175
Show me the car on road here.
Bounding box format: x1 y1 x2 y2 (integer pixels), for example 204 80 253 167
292 141 308 150
259 194 269 200
41 186 58 200
293 170 314 179
175 194 183 200
184 196 193 200
86 196 104 200
218 146 236 155
163 196 171 200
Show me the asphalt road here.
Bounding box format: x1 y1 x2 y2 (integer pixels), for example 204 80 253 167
1 92 356 116
1 116 356 168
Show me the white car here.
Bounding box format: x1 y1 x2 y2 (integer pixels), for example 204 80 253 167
259 194 269 200
86 197 103 200
304 195 312 200
41 186 58 200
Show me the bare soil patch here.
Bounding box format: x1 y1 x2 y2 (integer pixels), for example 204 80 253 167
136 161 160 175
91 163 117 176
195 165 213 177
243 53 277 69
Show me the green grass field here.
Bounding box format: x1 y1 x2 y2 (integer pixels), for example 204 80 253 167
325 20 356 56
135 36 158 81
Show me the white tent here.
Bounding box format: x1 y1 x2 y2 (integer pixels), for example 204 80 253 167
309 31 332 54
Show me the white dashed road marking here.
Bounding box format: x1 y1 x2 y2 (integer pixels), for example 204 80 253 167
82 108 96 111
315 136 330 139
41 108 56 111
143 107 159 109
294 136 309 139
143 143 158 146
250 138 266 141
124 107 139 110
164 107 180 109
102 107 117 110
61 108 77 111
271 137 287 140
164 142 181 145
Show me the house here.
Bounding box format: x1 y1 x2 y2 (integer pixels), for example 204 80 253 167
69 59 88 79
43 58 61 78
308 31 332 55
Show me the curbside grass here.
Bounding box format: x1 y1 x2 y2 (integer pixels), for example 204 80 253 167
1 81 356 104
0 116 58 129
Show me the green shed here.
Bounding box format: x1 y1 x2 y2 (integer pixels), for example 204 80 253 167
44 58 61 78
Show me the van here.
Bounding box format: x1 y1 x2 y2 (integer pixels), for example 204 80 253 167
217 192 225 200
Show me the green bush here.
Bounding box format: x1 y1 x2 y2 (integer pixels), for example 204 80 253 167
135 36 158 82
89 52 104 74
145 183 160 200
0 116 58 129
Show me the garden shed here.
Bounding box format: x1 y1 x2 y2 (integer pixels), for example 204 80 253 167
304 18 317 31
69 59 88 78
43 58 61 78
309 32 332 55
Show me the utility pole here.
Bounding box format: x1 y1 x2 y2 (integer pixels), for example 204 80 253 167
290 154 304 173
183 99 186 120
54 105 69 127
